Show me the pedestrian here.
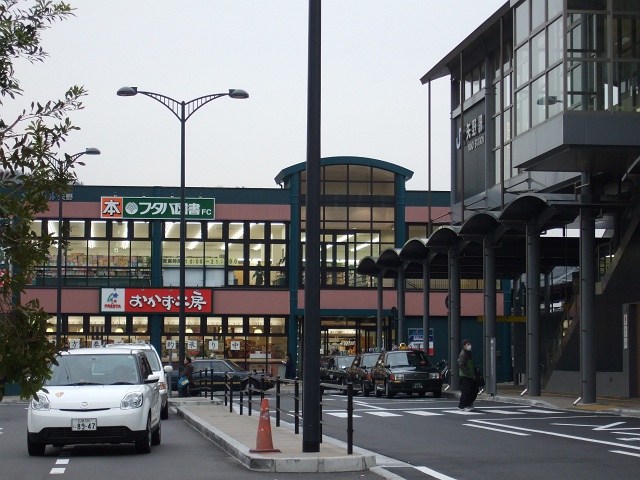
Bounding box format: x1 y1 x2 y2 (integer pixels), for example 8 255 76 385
252 261 264 286
285 352 295 379
178 356 194 398
458 339 478 411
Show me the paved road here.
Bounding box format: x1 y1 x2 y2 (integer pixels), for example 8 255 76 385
1 402 384 480
274 392 640 479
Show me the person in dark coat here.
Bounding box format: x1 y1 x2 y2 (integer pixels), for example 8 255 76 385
458 339 478 411
179 356 195 397
285 352 295 379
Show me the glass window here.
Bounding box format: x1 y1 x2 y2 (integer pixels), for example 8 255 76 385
229 222 244 240
163 317 179 334
548 0 563 19
91 221 108 238
249 223 265 239
515 0 530 46
516 87 531 134
567 60 609 110
111 221 126 239
612 61 640 111
532 0 545 31
186 222 201 239
465 71 473 100
165 221 180 239
133 221 150 238
504 106 512 142
206 317 223 334
567 13 608 58
69 220 85 237
548 19 564 66
207 221 223 239
185 317 200 334
531 76 546 127
324 181 348 195
504 73 512 107
613 15 640 59
228 317 244 334
547 65 565 116
271 223 286 240
531 31 546 77
516 44 530 87
613 0 640 11
472 65 481 94
30 220 42 236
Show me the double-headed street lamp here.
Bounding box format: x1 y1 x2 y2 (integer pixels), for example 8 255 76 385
117 86 248 363
52 148 101 345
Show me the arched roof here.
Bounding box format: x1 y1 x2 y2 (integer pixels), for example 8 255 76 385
274 156 414 186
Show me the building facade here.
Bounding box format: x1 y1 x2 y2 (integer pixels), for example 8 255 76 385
415 0 640 399
19 156 490 383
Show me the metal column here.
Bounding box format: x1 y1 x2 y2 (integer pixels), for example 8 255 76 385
449 248 461 390
526 221 541 396
484 236 497 396
580 174 596 404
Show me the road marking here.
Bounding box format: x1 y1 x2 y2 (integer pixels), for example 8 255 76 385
465 423 530 436
471 419 640 452
365 411 402 417
56 459 69 465
487 409 526 415
415 465 459 480
405 411 443 416
610 450 640 458
551 421 640 432
444 409 482 415
326 412 362 418
524 409 559 414
50 468 65 475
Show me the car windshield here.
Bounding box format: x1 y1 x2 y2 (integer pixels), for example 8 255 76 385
336 356 354 368
46 354 139 386
361 354 379 368
386 351 431 368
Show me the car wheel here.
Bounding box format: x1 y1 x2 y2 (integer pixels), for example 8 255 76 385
362 380 370 397
151 418 161 446
27 434 46 456
385 381 395 399
160 400 169 420
135 416 152 454
433 389 442 398
374 382 382 398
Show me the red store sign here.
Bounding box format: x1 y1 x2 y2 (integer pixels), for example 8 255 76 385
100 288 213 313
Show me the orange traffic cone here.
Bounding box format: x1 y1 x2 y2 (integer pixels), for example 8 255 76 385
250 398 281 453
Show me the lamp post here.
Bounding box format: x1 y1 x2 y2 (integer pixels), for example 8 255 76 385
53 148 101 346
117 86 248 364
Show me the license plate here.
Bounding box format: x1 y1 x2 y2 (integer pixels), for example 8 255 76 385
72 418 97 431
413 383 423 389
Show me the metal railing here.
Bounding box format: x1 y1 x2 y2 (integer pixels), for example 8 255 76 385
274 377 301 434
319 380 354 454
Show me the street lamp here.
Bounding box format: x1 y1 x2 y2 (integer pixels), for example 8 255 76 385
117 86 248 363
53 148 101 345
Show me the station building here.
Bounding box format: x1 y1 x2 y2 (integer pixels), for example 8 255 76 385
399 0 640 400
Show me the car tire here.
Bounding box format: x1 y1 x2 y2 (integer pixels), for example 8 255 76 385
151 418 161 446
27 434 46 456
135 416 152 454
385 381 395 399
362 380 370 397
433 389 442 398
161 400 169 420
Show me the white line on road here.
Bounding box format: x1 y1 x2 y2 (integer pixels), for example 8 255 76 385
610 450 640 458
405 411 443 416
50 468 65 475
465 423 530 436
415 465 460 480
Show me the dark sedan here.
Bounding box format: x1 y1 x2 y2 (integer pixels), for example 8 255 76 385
171 358 273 395
371 349 442 398
348 352 381 396
319 354 356 394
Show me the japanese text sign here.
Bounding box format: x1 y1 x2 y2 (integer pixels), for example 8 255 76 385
101 287 213 313
101 197 215 220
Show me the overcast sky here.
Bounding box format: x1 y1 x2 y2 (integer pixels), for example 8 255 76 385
10 0 506 191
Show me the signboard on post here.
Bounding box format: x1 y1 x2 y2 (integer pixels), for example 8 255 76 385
101 197 215 220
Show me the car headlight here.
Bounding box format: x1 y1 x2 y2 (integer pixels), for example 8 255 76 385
430 372 441 379
390 374 404 381
121 392 144 410
31 394 50 411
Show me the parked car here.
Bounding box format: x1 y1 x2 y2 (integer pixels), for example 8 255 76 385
319 354 356 394
104 342 173 419
27 347 162 455
349 352 382 396
371 349 442 398
170 358 273 395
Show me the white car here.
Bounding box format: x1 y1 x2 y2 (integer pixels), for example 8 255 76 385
27 347 161 455
104 342 173 419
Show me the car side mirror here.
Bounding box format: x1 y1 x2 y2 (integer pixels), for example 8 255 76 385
145 374 160 384
164 365 173 373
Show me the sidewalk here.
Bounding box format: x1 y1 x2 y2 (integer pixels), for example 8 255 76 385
170 395 377 474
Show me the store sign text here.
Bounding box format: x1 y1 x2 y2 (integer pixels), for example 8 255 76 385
456 113 485 152
100 287 213 313
101 197 215 220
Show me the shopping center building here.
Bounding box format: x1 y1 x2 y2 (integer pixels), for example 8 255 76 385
21 156 491 380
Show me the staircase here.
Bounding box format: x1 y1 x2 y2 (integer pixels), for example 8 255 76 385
542 297 580 389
